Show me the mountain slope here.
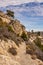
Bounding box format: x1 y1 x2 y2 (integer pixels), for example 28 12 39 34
0 11 43 65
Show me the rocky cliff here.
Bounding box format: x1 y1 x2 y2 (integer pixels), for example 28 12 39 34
0 11 43 65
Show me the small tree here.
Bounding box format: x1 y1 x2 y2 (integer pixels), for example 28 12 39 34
31 30 34 34
37 32 40 36
34 37 41 47
34 37 43 51
21 32 28 41
8 25 14 32
6 10 14 18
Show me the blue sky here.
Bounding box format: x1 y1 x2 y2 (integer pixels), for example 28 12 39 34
16 15 43 31
0 0 43 31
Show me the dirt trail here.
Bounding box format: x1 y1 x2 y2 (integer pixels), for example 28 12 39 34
14 42 43 65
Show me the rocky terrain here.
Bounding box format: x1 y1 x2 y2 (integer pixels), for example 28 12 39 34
0 11 43 65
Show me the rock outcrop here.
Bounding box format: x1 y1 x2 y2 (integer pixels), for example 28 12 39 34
0 55 20 65
0 11 43 65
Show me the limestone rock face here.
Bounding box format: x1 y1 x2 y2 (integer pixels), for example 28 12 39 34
0 39 43 65
0 11 26 36
0 11 43 65
0 11 11 23
0 55 20 65
10 19 26 36
0 39 18 56
0 39 20 65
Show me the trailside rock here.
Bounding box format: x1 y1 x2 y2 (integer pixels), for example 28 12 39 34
0 55 20 65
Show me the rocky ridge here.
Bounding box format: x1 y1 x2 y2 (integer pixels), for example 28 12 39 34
0 11 43 65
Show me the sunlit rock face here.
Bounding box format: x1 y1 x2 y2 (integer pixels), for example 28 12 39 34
0 55 20 65
9 19 26 36
0 11 11 23
0 11 43 65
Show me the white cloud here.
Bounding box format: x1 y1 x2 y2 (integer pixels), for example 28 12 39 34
0 0 43 7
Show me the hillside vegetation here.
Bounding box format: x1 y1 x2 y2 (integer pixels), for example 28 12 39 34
0 10 43 65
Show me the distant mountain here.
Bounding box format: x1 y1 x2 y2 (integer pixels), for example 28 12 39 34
0 2 43 17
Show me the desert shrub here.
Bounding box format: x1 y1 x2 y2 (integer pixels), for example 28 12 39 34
26 45 34 55
6 10 14 18
26 48 33 55
34 37 41 47
21 32 28 41
39 45 43 51
8 25 14 32
34 37 43 51
31 30 34 34
37 32 40 36
8 47 17 55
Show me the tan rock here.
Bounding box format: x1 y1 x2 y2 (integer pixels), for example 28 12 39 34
0 55 20 65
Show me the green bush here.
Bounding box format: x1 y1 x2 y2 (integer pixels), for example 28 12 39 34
34 37 41 47
6 10 14 18
8 25 14 32
34 37 43 51
26 45 33 54
39 45 43 51
21 32 28 41
37 32 40 36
